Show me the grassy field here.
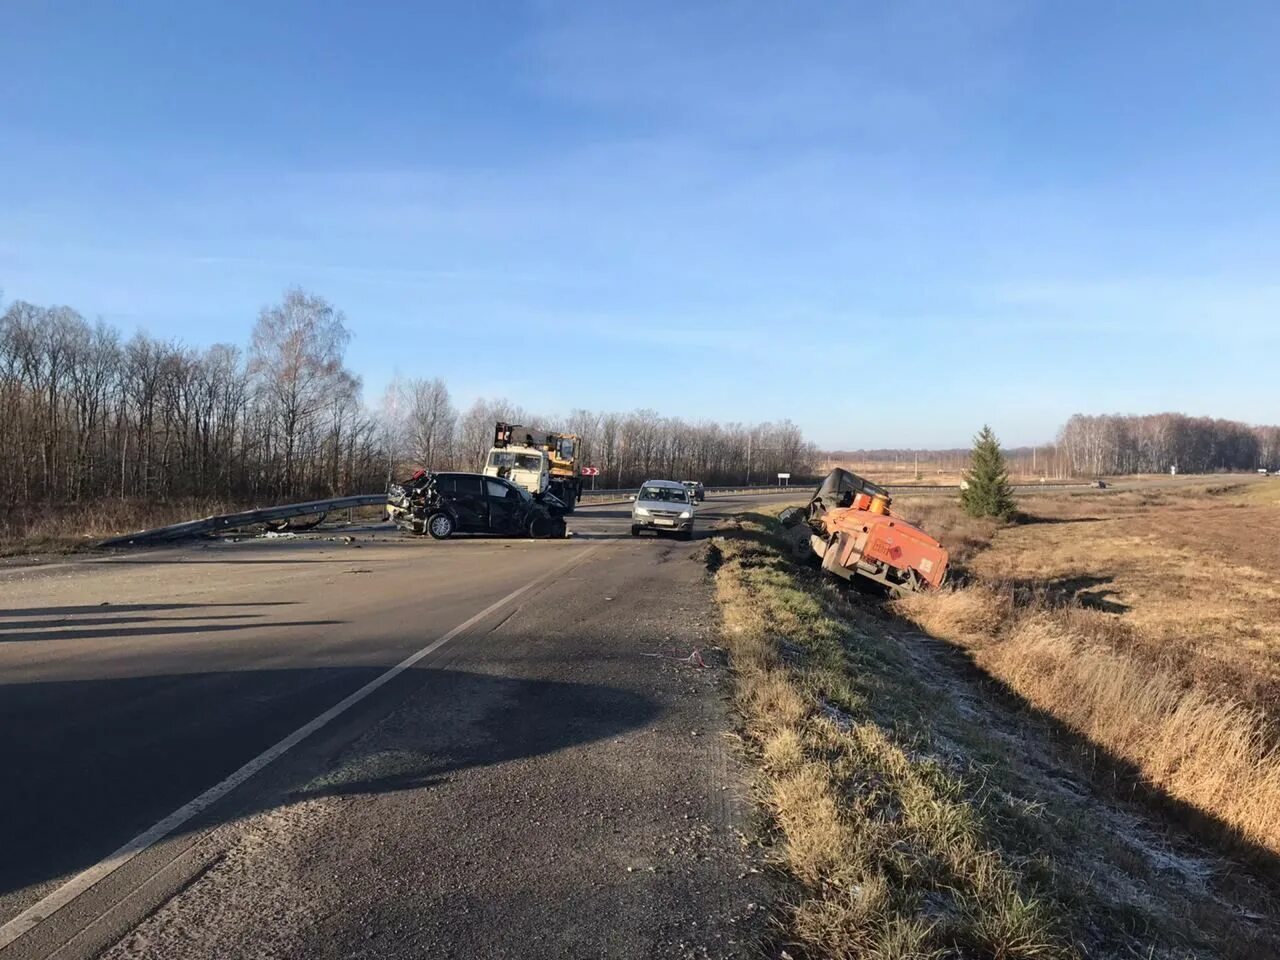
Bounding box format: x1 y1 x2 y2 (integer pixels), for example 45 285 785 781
891 478 1280 860
711 481 1280 957
817 457 1071 487
905 479 1280 711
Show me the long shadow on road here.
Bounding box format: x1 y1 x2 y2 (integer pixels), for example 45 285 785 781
0 602 296 618
0 666 658 904
0 619 344 643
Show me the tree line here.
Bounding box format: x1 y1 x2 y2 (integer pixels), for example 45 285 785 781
0 290 382 508
827 412 1280 481
381 379 820 489
1057 413 1280 475
0 289 821 514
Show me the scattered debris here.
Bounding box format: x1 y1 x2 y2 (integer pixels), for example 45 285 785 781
642 648 708 668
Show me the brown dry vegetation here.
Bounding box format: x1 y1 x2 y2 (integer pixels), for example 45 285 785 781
892 477 1280 857
713 529 1073 959
0 498 387 557
0 498 247 556
711 511 1279 959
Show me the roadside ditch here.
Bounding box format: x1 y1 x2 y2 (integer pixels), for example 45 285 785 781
706 511 1279 960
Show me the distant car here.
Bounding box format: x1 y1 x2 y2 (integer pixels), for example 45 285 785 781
631 480 696 540
387 471 567 540
681 480 705 501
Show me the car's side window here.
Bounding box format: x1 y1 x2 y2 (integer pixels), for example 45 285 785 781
455 475 483 496
485 479 514 500
434 475 456 494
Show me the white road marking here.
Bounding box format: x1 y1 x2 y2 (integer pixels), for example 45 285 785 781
0 545 600 951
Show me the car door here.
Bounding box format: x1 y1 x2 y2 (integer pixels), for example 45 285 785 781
484 478 524 534
441 474 488 531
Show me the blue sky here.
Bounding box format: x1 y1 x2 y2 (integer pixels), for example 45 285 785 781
2 1 1278 448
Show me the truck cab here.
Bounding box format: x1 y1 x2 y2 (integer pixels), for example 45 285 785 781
489 421 582 512
483 445 550 497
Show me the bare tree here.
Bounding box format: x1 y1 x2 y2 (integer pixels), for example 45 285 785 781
1 286 828 529
404 377 456 470
248 289 353 496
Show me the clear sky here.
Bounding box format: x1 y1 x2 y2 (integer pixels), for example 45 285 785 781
3 1 1278 448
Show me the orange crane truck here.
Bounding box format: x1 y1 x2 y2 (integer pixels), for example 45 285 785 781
783 468 949 595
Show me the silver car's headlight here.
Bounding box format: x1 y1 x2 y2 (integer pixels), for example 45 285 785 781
635 506 650 516
679 510 692 519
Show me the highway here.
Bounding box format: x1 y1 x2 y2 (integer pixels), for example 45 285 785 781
0 491 801 960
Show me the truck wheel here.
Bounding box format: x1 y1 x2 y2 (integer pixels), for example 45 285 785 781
561 490 576 514
426 512 454 540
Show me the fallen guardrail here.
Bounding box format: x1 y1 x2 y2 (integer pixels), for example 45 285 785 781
98 494 387 547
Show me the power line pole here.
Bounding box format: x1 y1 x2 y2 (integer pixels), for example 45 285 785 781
746 431 752 486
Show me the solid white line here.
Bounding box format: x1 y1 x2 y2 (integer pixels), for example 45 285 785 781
0 545 599 951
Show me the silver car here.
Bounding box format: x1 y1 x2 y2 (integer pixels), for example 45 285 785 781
630 479 696 540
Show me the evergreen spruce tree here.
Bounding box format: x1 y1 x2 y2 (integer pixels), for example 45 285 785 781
960 425 1016 519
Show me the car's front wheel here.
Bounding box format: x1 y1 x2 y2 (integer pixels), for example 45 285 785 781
426 512 455 540
630 525 640 537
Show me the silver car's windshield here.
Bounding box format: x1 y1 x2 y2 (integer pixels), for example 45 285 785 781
639 486 688 503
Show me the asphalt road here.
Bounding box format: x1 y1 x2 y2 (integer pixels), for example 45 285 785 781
0 490 802 960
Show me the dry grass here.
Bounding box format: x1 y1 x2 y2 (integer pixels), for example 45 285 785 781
0 497 383 556
714 508 1280 958
892 477 1280 857
899 586 1280 854
712 527 1074 959
821 457 969 486
0 498 247 555
897 479 1280 709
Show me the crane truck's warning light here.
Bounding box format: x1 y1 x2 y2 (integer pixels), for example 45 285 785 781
783 468 949 595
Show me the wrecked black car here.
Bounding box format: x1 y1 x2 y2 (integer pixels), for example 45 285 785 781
386 470 568 540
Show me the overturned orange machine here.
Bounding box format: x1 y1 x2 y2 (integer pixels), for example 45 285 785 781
783 468 949 594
